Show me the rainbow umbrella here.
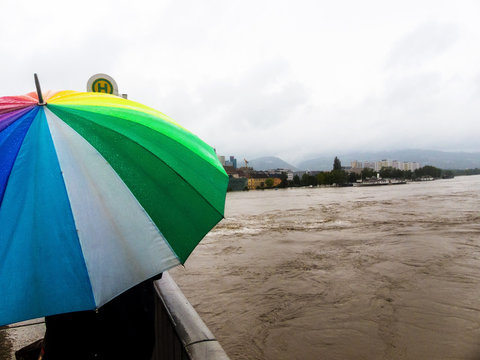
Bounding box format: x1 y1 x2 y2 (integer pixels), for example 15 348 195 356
0 75 228 326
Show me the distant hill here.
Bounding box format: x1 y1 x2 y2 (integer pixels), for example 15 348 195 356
249 156 298 171
297 157 334 171
296 150 480 171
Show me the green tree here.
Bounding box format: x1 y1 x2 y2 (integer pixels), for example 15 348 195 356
463 168 480 175
442 170 454 179
379 167 394 179
333 156 342 170
307 174 318 186
393 168 404 178
380 167 415 179
331 169 347 185
265 178 274 188
414 165 442 179
278 173 288 188
348 171 358 183
317 172 327 185
361 167 376 179
325 171 334 185
293 174 301 186
301 173 309 186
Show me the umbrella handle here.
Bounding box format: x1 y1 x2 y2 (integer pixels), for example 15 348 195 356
34 73 46 105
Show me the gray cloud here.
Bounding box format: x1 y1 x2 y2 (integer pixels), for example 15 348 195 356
1 0 479 162
386 22 459 69
153 59 309 130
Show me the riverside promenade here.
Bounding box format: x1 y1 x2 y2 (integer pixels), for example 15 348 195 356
0 319 45 360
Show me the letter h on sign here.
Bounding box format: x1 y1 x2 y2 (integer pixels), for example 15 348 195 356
92 79 113 94
97 81 109 93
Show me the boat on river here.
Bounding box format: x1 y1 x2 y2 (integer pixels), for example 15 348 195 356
353 179 407 187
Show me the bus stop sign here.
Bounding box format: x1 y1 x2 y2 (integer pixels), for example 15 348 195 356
87 74 118 95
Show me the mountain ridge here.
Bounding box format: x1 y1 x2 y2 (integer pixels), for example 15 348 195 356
249 150 480 171
248 156 298 171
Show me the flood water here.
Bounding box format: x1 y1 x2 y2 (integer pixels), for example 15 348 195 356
170 175 480 360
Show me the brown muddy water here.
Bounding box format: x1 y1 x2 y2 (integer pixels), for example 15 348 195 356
171 175 480 360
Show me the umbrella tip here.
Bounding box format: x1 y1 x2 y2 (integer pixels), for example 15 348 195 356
34 73 46 105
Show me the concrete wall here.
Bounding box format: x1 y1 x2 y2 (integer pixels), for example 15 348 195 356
152 273 230 360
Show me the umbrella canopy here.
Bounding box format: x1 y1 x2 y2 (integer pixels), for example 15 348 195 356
0 87 228 326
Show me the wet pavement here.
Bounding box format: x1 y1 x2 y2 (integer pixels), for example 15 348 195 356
0 320 45 360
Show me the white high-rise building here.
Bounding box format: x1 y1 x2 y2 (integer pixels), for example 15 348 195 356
356 159 422 172
351 160 363 169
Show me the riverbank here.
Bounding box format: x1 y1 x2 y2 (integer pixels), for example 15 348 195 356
0 320 45 360
0 330 12 360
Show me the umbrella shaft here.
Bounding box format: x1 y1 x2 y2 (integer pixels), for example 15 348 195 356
34 74 45 105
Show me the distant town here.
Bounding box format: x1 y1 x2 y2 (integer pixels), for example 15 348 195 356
217 154 475 191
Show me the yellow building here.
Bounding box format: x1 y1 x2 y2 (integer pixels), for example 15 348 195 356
247 177 282 190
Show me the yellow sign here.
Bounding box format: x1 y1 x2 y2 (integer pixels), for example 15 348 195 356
91 78 114 94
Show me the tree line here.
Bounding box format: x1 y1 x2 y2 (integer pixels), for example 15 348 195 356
228 157 465 191
285 157 450 188
450 168 480 176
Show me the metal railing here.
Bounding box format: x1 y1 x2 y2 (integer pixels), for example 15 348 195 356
152 272 230 360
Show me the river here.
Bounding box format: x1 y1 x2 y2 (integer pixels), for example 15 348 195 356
170 175 480 360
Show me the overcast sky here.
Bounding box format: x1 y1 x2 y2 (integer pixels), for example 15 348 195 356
1 0 479 163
